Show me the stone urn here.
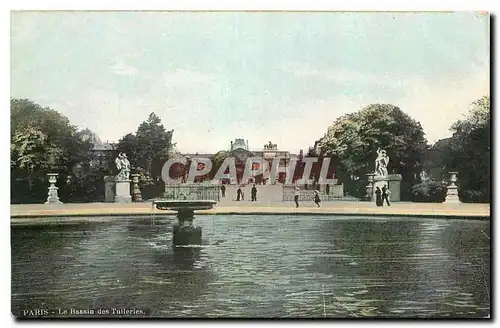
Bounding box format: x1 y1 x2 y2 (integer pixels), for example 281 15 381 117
444 172 461 203
45 173 63 204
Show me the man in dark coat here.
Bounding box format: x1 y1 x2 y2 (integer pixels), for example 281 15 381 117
251 184 257 201
236 187 242 201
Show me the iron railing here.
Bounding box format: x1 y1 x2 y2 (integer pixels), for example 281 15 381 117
282 185 344 201
162 185 221 202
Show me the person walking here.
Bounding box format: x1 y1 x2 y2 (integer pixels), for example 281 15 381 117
251 184 257 202
382 185 391 206
221 184 226 198
236 186 242 201
326 183 330 196
375 187 383 207
294 186 300 208
313 189 321 207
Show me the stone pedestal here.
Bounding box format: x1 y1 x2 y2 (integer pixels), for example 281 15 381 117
172 209 202 246
114 179 132 203
104 176 115 203
371 174 402 202
131 174 142 202
45 173 63 204
444 172 461 203
388 174 403 202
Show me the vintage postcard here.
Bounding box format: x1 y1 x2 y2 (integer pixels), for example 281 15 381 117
10 10 490 319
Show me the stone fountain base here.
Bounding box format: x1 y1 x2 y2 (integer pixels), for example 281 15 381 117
172 209 202 245
173 225 202 246
152 200 216 246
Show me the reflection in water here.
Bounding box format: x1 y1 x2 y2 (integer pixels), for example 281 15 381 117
11 215 490 318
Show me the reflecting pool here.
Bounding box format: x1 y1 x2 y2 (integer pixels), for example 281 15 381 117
11 215 490 318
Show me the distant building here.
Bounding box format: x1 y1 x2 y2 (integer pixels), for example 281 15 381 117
176 139 298 185
73 129 117 178
226 139 297 184
89 142 117 171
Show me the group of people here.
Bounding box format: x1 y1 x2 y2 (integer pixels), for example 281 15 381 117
293 186 321 208
220 184 258 202
374 185 391 207
236 184 258 201
222 184 323 207
221 183 390 207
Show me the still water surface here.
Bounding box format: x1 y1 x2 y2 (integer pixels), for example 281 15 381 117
11 215 490 318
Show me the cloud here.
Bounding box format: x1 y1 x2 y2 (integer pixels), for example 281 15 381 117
50 87 158 143
173 95 360 154
283 62 405 90
283 61 490 144
163 69 215 87
11 12 43 43
397 65 489 143
108 58 139 76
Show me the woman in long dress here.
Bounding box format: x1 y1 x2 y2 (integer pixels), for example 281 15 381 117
375 187 383 207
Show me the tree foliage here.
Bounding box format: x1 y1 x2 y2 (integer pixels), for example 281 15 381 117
116 133 138 169
411 180 447 203
117 113 174 179
315 104 427 199
11 98 93 203
210 150 230 178
115 113 174 199
445 96 490 203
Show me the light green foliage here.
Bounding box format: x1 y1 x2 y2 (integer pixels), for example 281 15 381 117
315 104 427 199
11 99 89 178
11 98 93 203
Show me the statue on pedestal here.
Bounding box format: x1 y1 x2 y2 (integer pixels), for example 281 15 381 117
114 152 132 203
375 148 390 177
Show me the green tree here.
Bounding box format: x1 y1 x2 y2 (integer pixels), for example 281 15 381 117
210 150 230 178
11 98 92 203
135 113 174 179
116 133 138 171
315 104 427 199
445 96 490 203
116 113 174 199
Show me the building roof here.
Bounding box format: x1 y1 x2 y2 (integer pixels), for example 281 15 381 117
183 153 215 158
431 137 452 150
91 143 116 151
231 138 249 151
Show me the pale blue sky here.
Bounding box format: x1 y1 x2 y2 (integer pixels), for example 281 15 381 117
11 11 489 153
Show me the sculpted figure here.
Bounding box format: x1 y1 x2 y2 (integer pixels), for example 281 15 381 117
115 154 123 180
121 153 131 180
115 152 131 180
375 148 390 176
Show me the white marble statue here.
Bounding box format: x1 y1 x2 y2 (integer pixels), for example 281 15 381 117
115 152 131 180
375 148 390 176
